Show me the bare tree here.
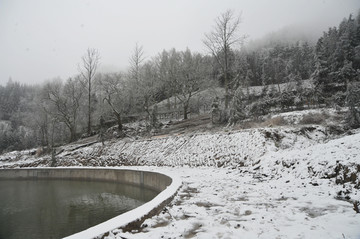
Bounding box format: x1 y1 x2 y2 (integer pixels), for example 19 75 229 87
22 88 51 148
99 73 125 132
140 61 161 119
157 48 181 110
158 49 205 120
129 43 145 83
128 42 163 120
79 48 100 135
176 49 205 119
203 9 244 109
63 76 84 139
42 77 84 142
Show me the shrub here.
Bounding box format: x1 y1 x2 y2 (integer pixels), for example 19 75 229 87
279 91 296 110
264 116 286 127
299 113 327 125
228 87 248 124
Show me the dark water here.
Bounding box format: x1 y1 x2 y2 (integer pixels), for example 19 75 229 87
0 179 159 239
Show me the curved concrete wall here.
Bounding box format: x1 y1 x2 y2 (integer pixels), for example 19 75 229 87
0 168 171 192
0 167 182 239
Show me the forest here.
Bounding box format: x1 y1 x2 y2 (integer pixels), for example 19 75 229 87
1 10 360 154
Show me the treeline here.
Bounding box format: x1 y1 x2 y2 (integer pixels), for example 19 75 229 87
314 13 360 104
1 10 360 154
232 41 315 88
230 11 360 125
0 47 213 153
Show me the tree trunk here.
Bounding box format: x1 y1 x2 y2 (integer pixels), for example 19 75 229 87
115 112 123 131
183 103 189 120
87 81 91 135
224 85 229 109
69 125 76 142
167 97 171 110
224 44 229 109
41 127 47 147
144 98 152 122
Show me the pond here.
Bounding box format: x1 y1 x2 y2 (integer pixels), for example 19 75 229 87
0 179 159 239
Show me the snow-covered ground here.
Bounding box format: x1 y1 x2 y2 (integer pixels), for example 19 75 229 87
107 166 359 239
0 109 359 238
105 129 360 239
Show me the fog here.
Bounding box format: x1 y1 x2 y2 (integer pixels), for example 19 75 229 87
0 0 359 86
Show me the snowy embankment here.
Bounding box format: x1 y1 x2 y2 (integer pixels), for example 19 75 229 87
0 125 333 167
107 129 360 239
0 111 360 238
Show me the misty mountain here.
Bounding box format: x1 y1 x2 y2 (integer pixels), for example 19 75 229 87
245 23 324 50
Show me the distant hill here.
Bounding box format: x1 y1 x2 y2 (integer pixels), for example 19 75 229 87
245 23 323 50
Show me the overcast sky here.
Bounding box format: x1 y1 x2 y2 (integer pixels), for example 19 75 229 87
0 0 359 86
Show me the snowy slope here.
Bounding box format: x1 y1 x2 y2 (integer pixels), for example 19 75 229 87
106 131 360 239
50 125 330 169
0 109 359 238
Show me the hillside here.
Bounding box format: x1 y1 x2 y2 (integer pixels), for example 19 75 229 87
0 108 359 238
153 80 314 115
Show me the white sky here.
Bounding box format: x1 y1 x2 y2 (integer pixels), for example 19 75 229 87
0 0 359 86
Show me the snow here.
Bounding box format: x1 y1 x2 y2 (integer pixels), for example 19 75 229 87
104 127 359 238
0 109 359 238
107 166 359 239
104 129 270 167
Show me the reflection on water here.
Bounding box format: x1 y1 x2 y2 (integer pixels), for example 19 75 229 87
0 179 159 239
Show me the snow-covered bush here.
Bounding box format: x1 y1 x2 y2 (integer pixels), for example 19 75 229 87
329 91 347 107
279 91 295 110
228 87 248 124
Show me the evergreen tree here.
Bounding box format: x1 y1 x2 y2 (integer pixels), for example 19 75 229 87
314 12 360 105
346 82 360 128
229 87 247 125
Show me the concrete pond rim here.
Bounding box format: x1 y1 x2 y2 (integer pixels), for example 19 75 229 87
0 167 182 239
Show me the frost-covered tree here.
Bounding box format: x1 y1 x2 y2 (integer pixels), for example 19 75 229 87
176 49 206 119
129 43 145 84
140 61 162 120
203 9 245 109
346 82 360 128
42 77 84 142
127 43 163 118
156 48 206 119
79 48 100 135
128 43 145 110
99 73 125 132
0 79 24 121
314 12 360 104
229 87 247 124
